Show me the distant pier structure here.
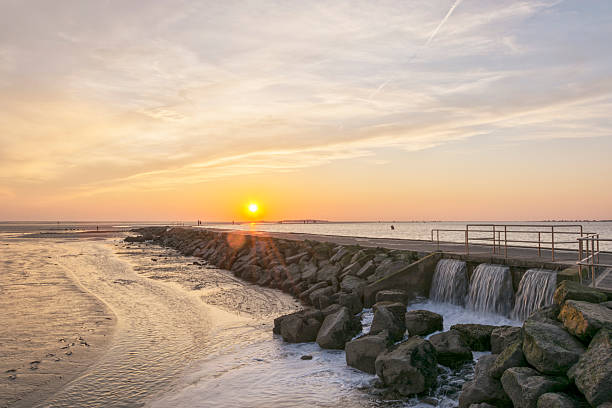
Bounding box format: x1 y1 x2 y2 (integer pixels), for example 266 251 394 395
279 219 329 224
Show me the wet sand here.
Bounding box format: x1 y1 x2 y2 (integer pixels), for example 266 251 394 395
0 239 116 408
1 233 300 407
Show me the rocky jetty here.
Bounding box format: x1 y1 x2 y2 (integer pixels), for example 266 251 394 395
457 281 612 408
128 227 612 405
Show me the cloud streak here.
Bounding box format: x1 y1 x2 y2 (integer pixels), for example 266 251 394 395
425 0 464 46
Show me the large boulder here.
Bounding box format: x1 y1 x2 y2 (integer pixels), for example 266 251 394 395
316 307 362 349
523 320 585 375
277 310 324 343
340 275 367 296
490 340 527 379
273 309 322 335
501 367 568 408
458 355 512 408
522 319 585 375
345 331 392 374
491 326 522 354
338 292 362 315
451 324 497 351
405 310 443 336
356 260 377 279
315 264 340 283
429 329 473 368
375 337 438 396
370 304 406 342
567 329 612 407
536 392 587 408
553 281 607 305
373 301 406 319
376 289 410 305
558 300 612 342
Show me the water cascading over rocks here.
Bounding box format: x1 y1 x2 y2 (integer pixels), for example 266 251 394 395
466 264 514 316
511 269 557 321
429 259 469 306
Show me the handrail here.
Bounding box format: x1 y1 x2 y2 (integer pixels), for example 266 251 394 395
577 235 612 287
430 224 591 261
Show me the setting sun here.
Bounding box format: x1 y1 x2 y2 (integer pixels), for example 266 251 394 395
248 203 259 214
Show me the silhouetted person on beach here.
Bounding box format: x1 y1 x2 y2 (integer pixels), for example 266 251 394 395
390 225 395 230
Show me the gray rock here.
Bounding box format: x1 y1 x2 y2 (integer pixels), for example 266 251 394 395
469 404 497 408
501 367 568 408
340 275 367 296
300 262 318 282
356 260 377 279
558 300 612 342
601 301 612 310
370 305 406 342
459 355 512 408
338 292 363 315
553 280 607 305
528 304 561 323
280 315 322 343
537 392 587 408
522 319 586 375
375 337 438 396
567 329 612 407
429 330 473 368
490 340 527 379
299 282 328 303
316 307 362 349
309 286 335 309
451 324 497 351
316 264 340 283
369 260 409 282
405 310 443 336
373 302 406 320
342 261 362 276
376 289 410 305
345 331 392 374
330 247 349 263
321 304 343 316
491 326 522 354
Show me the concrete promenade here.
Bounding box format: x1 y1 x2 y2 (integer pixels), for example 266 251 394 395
201 227 612 290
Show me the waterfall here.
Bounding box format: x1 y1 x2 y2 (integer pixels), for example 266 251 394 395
429 259 469 306
466 264 514 316
512 269 557 321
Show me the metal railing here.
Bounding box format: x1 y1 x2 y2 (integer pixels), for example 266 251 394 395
577 234 612 287
431 224 590 261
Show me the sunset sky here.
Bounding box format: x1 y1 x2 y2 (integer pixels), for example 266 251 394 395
1 0 611 221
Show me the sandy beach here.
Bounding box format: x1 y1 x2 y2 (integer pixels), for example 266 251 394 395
0 238 116 408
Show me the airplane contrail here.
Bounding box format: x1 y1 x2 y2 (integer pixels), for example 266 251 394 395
367 0 464 101
425 0 464 46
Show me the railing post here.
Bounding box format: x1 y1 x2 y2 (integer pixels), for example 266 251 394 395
578 238 583 284
597 234 600 265
504 225 507 259
492 225 496 254
437 230 440 251
591 237 596 288
465 229 469 255
538 232 541 257
551 226 555 261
